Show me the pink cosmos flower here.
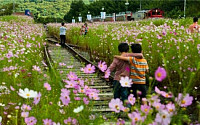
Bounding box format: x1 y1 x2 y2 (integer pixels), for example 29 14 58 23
56 43 60 46
161 91 173 98
21 104 31 111
64 117 78 125
116 118 125 125
44 83 51 91
155 86 162 95
152 102 165 111
74 97 81 100
88 92 99 100
60 89 71 106
176 93 193 107
73 90 78 94
67 65 73 68
155 67 167 82
64 80 77 88
83 97 89 105
119 76 132 87
25 116 37 125
98 61 107 72
128 112 142 124
155 110 171 125
84 64 95 74
33 92 41 105
141 104 151 115
32 65 41 72
128 94 136 105
72 118 78 125
10 86 15 91
43 119 53 125
162 30 167 36
109 98 124 113
64 117 71 124
67 72 78 80
157 35 162 39
104 69 111 78
59 62 66 67
53 122 60 125
6 51 13 59
77 79 84 86
166 103 175 114
21 112 29 118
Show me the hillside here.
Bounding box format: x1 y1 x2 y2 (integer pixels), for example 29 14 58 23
0 0 73 18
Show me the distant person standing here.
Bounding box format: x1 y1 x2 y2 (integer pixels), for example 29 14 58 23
60 22 67 46
189 17 200 33
84 23 88 35
80 25 85 35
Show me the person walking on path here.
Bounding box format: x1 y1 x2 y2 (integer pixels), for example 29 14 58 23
189 17 200 33
106 43 143 103
114 43 149 100
60 22 67 46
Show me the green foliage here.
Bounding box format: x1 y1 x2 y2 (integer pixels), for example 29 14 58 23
0 0 72 20
0 3 18 16
1 0 200 22
64 0 200 22
64 0 87 22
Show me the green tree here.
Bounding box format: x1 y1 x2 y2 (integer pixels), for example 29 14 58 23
64 0 87 22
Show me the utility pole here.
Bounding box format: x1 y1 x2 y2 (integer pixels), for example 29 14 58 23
184 0 186 18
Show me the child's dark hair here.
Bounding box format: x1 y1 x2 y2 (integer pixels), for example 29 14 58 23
193 17 198 23
118 43 129 53
61 22 65 26
131 43 142 53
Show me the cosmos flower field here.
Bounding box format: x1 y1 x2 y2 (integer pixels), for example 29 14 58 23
0 15 200 125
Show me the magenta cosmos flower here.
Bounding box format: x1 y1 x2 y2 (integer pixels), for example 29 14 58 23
83 64 95 74
116 118 125 125
141 104 151 115
60 89 71 106
21 112 29 118
104 69 111 78
128 112 142 124
128 94 136 105
33 92 41 105
43 118 53 125
176 93 193 107
166 103 175 114
67 71 78 80
44 83 51 91
25 116 37 125
155 67 167 82
21 104 32 111
98 61 107 72
109 98 124 113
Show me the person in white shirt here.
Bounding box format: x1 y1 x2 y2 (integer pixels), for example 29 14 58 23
60 22 67 46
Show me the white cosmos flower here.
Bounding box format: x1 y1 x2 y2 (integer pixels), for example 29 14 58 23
73 105 84 113
119 76 132 87
0 116 2 123
18 88 38 99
